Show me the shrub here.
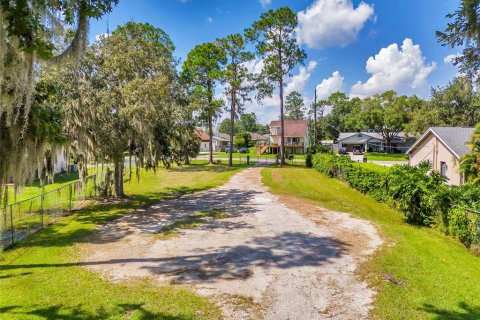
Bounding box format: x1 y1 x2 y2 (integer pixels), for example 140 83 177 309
343 164 388 201
305 153 313 168
312 153 351 177
385 164 447 226
448 208 479 247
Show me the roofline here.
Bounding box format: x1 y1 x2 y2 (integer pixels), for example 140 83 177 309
337 132 383 142
406 128 461 159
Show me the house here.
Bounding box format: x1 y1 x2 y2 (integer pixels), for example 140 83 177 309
250 132 269 146
337 131 413 153
406 127 474 185
194 127 210 152
213 133 229 151
268 120 309 154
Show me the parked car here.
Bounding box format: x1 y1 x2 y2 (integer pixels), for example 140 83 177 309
338 147 348 154
239 147 249 153
225 145 237 153
353 148 363 155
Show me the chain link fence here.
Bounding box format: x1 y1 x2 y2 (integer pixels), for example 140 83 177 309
0 175 97 251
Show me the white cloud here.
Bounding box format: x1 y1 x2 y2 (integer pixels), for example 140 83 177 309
350 38 436 98
297 0 375 49
315 71 344 100
259 0 271 7
444 53 462 64
285 60 318 94
207 16 213 23
95 33 110 41
243 58 265 75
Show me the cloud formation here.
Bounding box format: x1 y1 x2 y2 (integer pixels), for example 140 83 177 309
315 71 344 100
259 0 271 7
443 53 462 64
297 0 374 49
350 38 436 98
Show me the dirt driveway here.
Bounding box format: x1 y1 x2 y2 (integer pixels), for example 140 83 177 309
81 168 383 319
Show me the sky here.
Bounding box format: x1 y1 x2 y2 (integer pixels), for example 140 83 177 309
89 0 462 124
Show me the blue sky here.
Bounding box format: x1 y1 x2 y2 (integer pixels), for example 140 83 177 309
89 0 461 124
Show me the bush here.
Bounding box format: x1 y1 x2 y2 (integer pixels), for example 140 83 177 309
343 165 388 201
312 153 350 177
448 208 478 247
305 153 313 168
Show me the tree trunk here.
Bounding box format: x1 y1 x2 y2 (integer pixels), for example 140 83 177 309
313 88 317 147
279 78 286 165
114 159 125 197
229 91 235 167
208 116 214 164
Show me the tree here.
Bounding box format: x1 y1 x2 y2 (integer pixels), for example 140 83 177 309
217 34 254 166
0 0 116 203
182 43 226 164
239 113 258 132
437 1 480 79
57 22 178 196
285 91 305 120
461 123 480 184
359 91 411 152
322 92 361 139
246 7 306 165
406 76 480 135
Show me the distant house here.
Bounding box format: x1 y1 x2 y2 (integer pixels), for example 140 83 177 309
337 131 413 153
406 127 474 185
268 120 309 154
194 127 210 152
213 133 229 151
250 132 269 145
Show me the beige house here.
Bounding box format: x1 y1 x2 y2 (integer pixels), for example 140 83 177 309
268 120 309 154
406 127 474 185
194 127 210 152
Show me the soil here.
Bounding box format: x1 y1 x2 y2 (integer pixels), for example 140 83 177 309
80 168 383 319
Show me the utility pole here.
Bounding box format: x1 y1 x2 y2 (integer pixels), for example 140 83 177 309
313 87 317 146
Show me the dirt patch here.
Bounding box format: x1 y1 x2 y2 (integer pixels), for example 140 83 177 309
80 168 383 319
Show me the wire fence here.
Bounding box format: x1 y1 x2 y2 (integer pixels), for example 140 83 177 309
0 174 98 251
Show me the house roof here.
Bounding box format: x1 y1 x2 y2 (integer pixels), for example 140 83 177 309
338 131 406 142
218 133 230 140
406 127 474 159
269 120 308 137
194 128 210 142
250 132 269 140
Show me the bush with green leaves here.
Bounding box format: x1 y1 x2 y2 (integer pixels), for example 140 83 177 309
343 165 388 201
385 164 448 225
312 153 351 177
447 208 479 247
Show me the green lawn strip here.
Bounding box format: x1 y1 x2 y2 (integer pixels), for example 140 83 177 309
0 164 244 320
8 171 80 204
261 167 480 320
364 152 409 161
156 209 228 240
358 162 391 173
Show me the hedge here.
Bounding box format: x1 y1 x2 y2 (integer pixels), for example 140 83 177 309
312 153 480 249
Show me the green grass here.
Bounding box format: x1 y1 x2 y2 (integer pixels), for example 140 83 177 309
8 171 80 204
0 164 244 320
365 152 409 161
156 209 228 240
358 162 391 173
261 167 480 320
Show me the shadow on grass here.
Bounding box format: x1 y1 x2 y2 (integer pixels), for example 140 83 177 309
166 163 249 173
420 302 480 320
0 303 192 320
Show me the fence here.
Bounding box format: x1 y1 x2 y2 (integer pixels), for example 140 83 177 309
0 174 97 251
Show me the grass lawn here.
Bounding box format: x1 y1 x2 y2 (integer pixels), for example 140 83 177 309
8 171 80 204
0 164 245 320
365 152 409 161
358 162 391 173
262 166 480 320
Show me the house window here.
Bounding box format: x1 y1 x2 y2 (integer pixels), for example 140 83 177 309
292 137 300 145
440 161 447 177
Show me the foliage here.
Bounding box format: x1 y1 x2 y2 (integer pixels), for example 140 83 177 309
246 7 306 165
305 153 313 168
312 153 350 177
0 0 116 204
54 22 181 196
217 33 254 166
321 92 362 139
234 132 251 148
182 42 226 164
437 0 480 79
285 91 305 120
460 123 480 183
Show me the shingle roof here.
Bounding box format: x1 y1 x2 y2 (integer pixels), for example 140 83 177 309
250 132 269 140
269 120 308 137
194 128 210 142
407 127 474 159
338 131 406 142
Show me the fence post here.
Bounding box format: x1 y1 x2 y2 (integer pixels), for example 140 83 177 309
9 205 14 245
69 184 73 212
40 193 44 228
